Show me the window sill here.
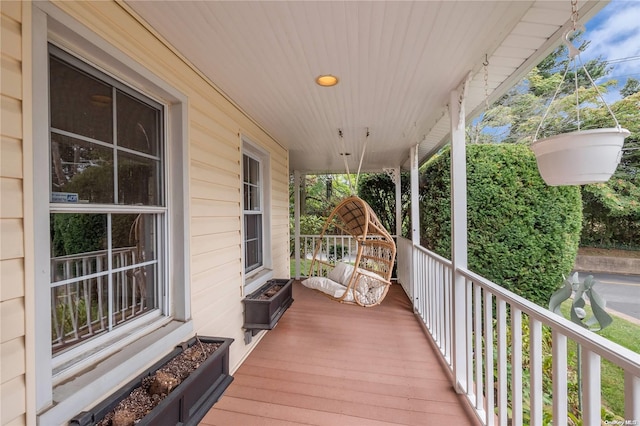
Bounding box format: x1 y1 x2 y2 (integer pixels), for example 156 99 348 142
38 320 193 425
244 268 274 295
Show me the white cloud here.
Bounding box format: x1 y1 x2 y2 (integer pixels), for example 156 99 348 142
583 1 640 83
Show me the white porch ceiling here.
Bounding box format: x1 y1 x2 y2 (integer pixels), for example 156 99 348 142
125 0 606 173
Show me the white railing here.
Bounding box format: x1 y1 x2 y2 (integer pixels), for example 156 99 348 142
50 247 149 353
294 234 400 279
399 236 640 425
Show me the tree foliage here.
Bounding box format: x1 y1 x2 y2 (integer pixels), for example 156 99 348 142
472 34 639 250
620 77 640 98
420 145 583 306
357 172 411 238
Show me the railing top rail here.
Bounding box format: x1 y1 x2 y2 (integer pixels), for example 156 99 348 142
398 237 452 267
458 266 640 376
51 246 136 262
299 234 400 238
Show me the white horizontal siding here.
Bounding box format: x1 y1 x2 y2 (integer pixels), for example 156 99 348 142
0 1 26 424
0 137 22 179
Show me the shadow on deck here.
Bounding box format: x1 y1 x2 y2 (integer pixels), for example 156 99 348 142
201 281 479 425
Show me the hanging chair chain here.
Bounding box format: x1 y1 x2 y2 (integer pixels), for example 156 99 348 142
339 128 370 195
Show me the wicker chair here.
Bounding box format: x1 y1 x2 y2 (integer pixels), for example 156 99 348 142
303 196 396 307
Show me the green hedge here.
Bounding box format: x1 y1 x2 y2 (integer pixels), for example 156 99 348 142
420 144 582 306
581 179 640 249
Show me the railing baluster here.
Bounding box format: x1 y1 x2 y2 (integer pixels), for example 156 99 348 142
466 277 473 398
431 256 436 332
625 371 640 421
474 282 483 410
83 256 92 335
511 308 523 425
484 291 494 426
552 331 568 426
437 262 444 347
443 265 450 361
497 299 508 426
530 318 542 426
582 348 601 425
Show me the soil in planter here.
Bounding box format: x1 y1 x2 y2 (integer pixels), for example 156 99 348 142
256 284 283 300
96 340 221 426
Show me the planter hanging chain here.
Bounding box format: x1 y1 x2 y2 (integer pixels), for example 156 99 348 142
534 0 622 142
483 54 490 111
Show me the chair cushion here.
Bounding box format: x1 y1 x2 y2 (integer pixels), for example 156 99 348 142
327 262 355 286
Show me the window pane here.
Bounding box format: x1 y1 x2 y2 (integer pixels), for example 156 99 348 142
111 264 156 326
117 152 160 205
244 183 260 211
243 183 250 211
244 214 261 240
244 214 262 272
111 214 158 322
51 277 109 353
50 213 108 282
245 240 262 271
243 155 259 185
49 56 113 143
249 185 260 210
51 134 114 204
112 214 157 265
243 154 250 183
116 91 161 156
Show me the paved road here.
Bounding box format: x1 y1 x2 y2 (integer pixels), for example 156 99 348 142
572 271 640 321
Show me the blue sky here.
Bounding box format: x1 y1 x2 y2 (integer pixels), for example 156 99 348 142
584 0 640 96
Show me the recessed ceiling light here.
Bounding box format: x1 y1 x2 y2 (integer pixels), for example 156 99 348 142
316 74 339 87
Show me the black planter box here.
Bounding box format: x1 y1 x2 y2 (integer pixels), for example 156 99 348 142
70 336 233 426
243 278 294 332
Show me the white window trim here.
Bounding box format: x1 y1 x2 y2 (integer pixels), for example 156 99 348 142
30 4 192 423
241 137 272 295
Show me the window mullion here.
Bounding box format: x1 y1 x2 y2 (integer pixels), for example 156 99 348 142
112 87 118 204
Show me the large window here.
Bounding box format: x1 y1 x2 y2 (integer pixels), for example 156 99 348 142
243 153 263 273
34 8 191 421
242 138 272 292
48 46 165 354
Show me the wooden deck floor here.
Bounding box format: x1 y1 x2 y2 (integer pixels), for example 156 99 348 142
201 281 478 426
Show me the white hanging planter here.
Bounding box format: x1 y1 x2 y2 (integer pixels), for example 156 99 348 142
531 127 629 186
530 25 630 186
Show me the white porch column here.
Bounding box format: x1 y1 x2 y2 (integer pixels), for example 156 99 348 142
294 170 301 279
410 147 420 245
409 146 420 310
450 86 469 394
394 168 402 237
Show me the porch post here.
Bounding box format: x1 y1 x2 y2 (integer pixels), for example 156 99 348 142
410 147 420 245
409 146 420 310
394 167 402 237
294 170 301 279
450 86 469 394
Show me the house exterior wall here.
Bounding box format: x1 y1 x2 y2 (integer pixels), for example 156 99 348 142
0 1 290 424
1 1 28 425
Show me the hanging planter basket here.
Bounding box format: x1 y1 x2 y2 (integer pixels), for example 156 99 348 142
531 127 629 186
530 25 630 186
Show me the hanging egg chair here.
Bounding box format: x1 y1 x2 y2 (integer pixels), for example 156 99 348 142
301 195 396 307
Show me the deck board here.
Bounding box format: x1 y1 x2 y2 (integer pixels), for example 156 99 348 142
200 281 477 426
